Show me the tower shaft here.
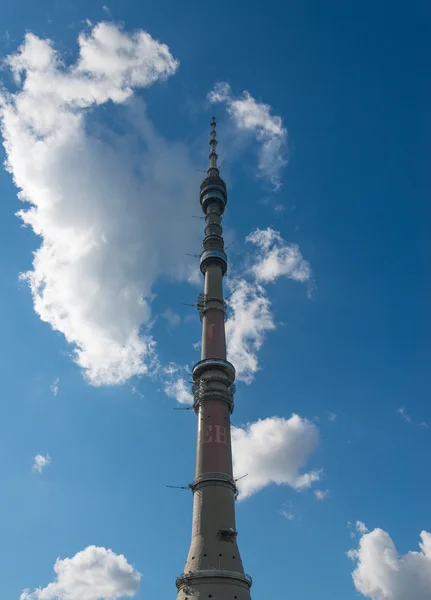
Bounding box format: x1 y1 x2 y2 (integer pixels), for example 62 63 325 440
176 120 252 599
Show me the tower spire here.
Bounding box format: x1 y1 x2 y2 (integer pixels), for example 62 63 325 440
175 122 252 600
208 116 219 172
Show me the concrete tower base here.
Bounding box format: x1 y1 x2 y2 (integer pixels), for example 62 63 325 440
176 570 252 599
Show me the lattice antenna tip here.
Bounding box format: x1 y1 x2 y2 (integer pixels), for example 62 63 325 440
208 116 219 170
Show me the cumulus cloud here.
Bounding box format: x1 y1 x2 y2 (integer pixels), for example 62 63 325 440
231 415 320 499
20 545 141 600
32 454 51 473
1 25 311 393
225 227 311 383
0 22 203 386
208 82 287 189
246 228 311 284
348 527 431 600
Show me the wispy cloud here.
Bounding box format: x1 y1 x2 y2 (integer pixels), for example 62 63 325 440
20 545 141 600
225 227 311 383
396 407 427 429
102 5 112 18
348 520 369 538
161 308 181 328
32 454 51 473
356 521 369 535
396 407 412 423
164 377 193 405
280 501 298 521
225 278 275 384
162 363 193 405
314 489 330 500
208 82 287 189
50 377 60 396
130 385 145 399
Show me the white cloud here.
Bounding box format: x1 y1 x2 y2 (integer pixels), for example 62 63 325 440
396 407 428 429
328 411 337 421
231 415 321 500
164 377 193 405
347 521 356 538
162 363 193 405
314 489 330 500
1 27 310 392
0 22 203 386
225 278 275 384
102 5 112 18
130 385 145 399
246 227 311 284
20 545 141 600
348 527 431 600
32 454 51 473
50 377 60 396
280 501 297 521
207 81 231 104
161 308 181 328
348 520 368 539
356 521 369 535
208 82 287 189
397 407 412 423
6 24 178 110
163 362 179 376
192 341 201 351
225 228 311 383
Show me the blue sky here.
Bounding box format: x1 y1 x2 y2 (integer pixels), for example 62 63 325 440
0 1 430 599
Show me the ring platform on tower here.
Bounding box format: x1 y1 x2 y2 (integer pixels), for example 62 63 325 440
200 248 227 275
200 174 227 213
192 358 235 383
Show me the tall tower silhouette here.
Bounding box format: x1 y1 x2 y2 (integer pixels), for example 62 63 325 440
175 119 252 600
